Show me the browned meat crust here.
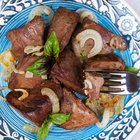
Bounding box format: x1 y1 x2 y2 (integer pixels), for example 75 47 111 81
8 55 44 90
85 53 125 71
48 7 79 51
7 16 46 60
60 88 99 129
72 18 128 56
6 81 62 126
51 49 83 94
82 18 128 54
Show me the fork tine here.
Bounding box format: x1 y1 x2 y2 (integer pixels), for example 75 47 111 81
109 85 126 90
98 71 126 78
104 78 126 84
84 70 140 94
109 72 126 77
96 70 127 84
104 77 125 81
85 70 126 77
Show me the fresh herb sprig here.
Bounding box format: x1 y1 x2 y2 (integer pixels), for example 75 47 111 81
37 113 70 140
26 32 60 76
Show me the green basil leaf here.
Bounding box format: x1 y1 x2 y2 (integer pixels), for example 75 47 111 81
26 32 59 76
37 113 70 140
44 32 60 59
49 113 70 125
26 57 47 76
37 118 53 140
125 66 139 74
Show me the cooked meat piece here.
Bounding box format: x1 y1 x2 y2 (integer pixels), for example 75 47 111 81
37 80 63 100
85 53 125 70
60 88 99 129
7 16 45 60
82 18 128 54
48 7 79 51
8 55 44 90
84 72 104 100
51 49 83 93
7 90 52 126
6 81 62 126
72 18 128 56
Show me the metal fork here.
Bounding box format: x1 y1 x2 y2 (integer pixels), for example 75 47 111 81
84 70 140 95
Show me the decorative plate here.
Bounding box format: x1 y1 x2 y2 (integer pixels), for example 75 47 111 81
0 0 140 140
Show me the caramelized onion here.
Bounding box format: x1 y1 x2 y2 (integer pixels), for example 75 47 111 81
41 88 60 113
74 29 103 58
114 96 124 116
84 79 93 95
96 108 110 128
14 89 29 101
24 45 43 55
110 36 127 51
84 79 93 89
41 75 48 79
25 71 34 78
23 124 39 133
110 36 119 49
28 5 54 25
76 8 98 23
32 51 44 56
12 65 24 74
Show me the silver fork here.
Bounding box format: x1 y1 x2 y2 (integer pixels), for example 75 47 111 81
84 70 140 95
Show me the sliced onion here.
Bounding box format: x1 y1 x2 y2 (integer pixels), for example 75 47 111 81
23 124 39 133
32 51 44 56
76 8 98 23
110 36 119 49
96 108 110 128
14 89 29 101
41 88 60 113
84 79 93 89
75 29 103 58
114 96 124 116
108 107 114 118
28 5 54 25
12 65 24 74
25 71 33 78
41 75 48 79
84 79 93 95
24 45 43 55
47 122 53 131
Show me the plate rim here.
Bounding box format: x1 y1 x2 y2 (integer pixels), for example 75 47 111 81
0 0 140 140
117 0 140 139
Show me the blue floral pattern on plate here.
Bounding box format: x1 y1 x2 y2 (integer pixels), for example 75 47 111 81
0 0 140 140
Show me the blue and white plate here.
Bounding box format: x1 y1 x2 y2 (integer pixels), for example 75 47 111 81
0 0 140 140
